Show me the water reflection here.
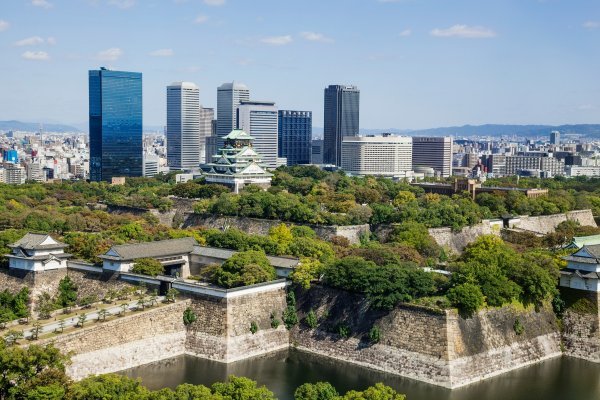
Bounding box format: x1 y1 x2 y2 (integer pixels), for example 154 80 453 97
121 350 600 400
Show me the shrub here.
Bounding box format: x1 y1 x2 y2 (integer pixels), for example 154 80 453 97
270 312 281 329
447 283 485 318
337 323 350 339
368 326 381 344
183 308 197 326
250 321 258 334
131 258 164 277
513 318 525 335
305 309 318 330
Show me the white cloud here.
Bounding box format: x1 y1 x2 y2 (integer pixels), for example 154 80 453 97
261 35 293 46
300 31 333 43
578 104 595 110
430 24 496 38
149 48 174 57
32 0 53 8
399 29 411 37
0 20 9 32
583 21 599 30
22 51 50 60
194 14 209 24
108 0 135 9
204 0 225 5
15 36 57 46
96 47 123 61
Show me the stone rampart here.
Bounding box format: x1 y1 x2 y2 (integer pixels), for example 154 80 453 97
292 285 560 388
183 214 370 245
424 209 596 254
37 300 190 380
184 282 289 362
561 289 600 362
510 209 597 234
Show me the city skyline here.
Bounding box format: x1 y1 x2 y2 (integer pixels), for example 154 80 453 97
0 0 599 129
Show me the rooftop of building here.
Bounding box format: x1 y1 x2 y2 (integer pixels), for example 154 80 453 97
99 237 198 261
8 233 67 250
218 81 249 91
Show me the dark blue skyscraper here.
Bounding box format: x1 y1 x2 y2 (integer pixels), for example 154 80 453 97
323 85 359 166
89 68 143 182
278 110 312 166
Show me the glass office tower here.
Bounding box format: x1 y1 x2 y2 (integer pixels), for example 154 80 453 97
89 68 143 182
323 84 359 166
278 110 312 166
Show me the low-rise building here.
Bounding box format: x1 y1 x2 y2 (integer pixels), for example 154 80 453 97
6 233 71 273
560 245 600 292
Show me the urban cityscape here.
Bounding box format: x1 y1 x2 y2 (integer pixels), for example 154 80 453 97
1 1 600 400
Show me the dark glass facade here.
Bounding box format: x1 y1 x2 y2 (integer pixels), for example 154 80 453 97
89 69 143 182
278 110 312 166
323 85 359 166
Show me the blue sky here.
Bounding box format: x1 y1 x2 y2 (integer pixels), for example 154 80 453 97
0 0 599 129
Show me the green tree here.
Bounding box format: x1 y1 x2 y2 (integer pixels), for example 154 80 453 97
0 343 69 400
57 276 78 311
294 382 339 400
341 383 406 400
183 307 197 326
447 283 485 317
304 309 318 330
211 250 277 288
69 374 149 400
291 258 324 290
131 258 165 277
211 375 276 400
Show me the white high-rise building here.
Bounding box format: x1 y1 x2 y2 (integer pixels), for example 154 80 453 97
237 100 278 168
216 81 250 145
167 82 201 170
199 107 214 164
341 135 412 176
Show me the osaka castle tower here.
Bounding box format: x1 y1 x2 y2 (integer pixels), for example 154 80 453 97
203 129 273 193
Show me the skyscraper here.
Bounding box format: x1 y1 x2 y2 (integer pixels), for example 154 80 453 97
89 68 143 182
412 136 453 178
550 130 560 146
323 85 360 166
216 81 250 144
237 100 278 168
167 82 201 170
278 110 312 166
199 106 214 164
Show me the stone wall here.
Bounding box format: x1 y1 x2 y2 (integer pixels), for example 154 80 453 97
561 289 600 362
510 209 597 234
422 209 596 254
37 300 190 380
292 285 560 388
184 285 289 362
183 214 370 245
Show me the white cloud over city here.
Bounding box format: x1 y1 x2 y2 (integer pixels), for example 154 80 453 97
300 32 334 43
261 35 293 45
31 0 53 9
430 24 496 38
96 47 123 61
22 50 50 60
149 48 174 57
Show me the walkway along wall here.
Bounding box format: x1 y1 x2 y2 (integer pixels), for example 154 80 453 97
291 285 561 389
35 280 290 380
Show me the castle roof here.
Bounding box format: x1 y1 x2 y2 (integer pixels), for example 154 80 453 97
8 233 66 250
224 129 254 140
100 237 198 261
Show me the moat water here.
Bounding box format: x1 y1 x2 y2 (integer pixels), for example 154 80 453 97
121 350 600 400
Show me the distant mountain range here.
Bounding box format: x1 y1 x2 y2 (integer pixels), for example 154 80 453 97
2 120 600 138
315 124 600 139
0 120 81 133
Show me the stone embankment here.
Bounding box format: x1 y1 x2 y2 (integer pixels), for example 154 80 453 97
292 285 561 388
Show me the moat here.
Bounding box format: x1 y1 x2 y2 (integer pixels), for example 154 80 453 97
122 350 600 400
